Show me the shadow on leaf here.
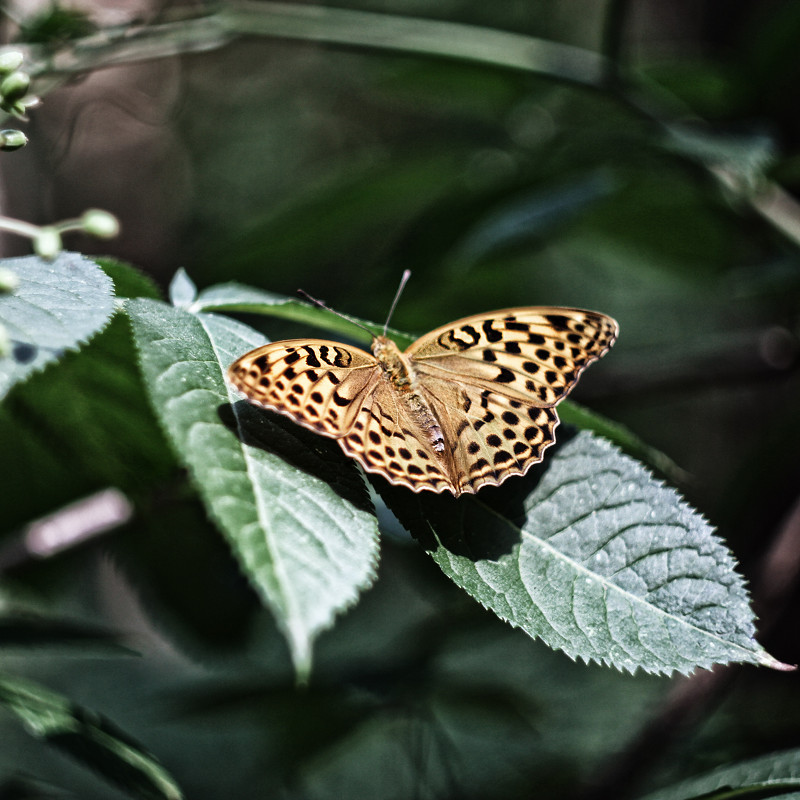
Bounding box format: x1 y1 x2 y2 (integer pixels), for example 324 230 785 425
375 428 577 561
219 400 373 514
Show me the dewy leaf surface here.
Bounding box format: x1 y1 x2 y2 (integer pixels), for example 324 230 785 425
0 253 115 399
389 431 781 675
125 298 379 675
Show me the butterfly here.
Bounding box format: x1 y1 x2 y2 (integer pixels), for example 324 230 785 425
228 283 617 496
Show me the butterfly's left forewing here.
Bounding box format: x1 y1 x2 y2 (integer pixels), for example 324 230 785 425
228 339 380 437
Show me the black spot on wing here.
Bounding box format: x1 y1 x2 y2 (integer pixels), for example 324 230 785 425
505 321 529 332
545 314 570 330
333 347 352 368
482 319 502 343
302 346 321 368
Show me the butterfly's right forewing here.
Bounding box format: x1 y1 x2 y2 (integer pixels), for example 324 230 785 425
408 308 617 406
228 339 380 437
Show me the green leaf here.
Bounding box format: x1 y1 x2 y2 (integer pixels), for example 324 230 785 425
125 298 380 676
381 431 781 676
168 268 196 309
0 253 115 399
0 672 182 800
639 747 800 800
192 281 414 349
94 257 161 300
559 401 691 486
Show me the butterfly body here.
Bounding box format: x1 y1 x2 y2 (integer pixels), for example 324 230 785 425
228 307 618 496
372 335 447 456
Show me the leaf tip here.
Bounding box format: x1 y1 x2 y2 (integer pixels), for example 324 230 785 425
169 268 197 309
761 653 796 672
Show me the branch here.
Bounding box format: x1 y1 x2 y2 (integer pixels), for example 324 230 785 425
13 2 606 93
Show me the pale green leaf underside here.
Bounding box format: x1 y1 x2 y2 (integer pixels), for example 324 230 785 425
640 747 800 800
125 298 379 675
0 253 114 399
0 672 182 800
427 432 773 675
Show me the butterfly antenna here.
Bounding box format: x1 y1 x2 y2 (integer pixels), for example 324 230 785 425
383 269 411 336
297 289 376 339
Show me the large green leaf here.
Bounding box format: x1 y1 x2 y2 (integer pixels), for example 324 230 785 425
0 672 182 800
639 747 800 800
381 431 782 675
0 253 115 399
125 298 380 676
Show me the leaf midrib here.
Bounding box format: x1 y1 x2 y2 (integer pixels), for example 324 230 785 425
468 469 758 665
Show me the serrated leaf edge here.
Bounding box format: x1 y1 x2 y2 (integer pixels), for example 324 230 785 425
0 254 116 398
125 300 380 676
437 435 772 677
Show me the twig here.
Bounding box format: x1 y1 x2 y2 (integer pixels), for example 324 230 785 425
0 488 133 571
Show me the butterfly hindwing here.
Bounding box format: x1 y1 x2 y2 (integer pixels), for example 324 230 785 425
337 382 454 494
421 381 560 494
